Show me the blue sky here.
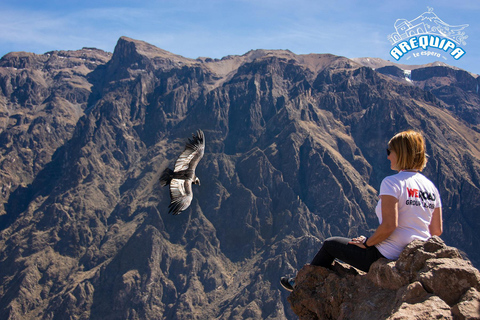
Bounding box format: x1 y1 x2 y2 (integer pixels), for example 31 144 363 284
1 0 479 75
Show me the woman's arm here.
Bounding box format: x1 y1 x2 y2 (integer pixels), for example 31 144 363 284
429 207 443 236
350 195 398 248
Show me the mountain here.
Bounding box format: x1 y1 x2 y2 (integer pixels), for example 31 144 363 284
353 57 480 130
0 36 479 319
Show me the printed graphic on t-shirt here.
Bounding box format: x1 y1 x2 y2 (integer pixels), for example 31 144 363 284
405 187 436 209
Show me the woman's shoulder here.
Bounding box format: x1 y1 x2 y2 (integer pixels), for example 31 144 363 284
413 173 439 189
382 171 437 189
381 171 421 188
381 172 404 183
380 173 404 193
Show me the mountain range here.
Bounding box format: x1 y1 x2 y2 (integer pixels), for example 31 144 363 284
0 36 479 319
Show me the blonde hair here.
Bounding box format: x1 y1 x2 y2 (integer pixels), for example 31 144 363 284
388 130 427 171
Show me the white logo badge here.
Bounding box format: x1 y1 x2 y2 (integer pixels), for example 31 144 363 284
388 7 468 61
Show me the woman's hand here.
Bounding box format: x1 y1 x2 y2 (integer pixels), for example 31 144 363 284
349 235 367 248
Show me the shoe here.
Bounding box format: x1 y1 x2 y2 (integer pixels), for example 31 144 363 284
280 277 295 292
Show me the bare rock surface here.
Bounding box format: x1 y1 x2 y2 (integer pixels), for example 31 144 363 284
288 237 480 320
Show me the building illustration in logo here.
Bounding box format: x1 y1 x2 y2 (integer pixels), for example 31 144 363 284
388 7 469 61
388 7 468 45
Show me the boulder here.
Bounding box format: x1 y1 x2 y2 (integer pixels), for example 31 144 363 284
288 237 480 320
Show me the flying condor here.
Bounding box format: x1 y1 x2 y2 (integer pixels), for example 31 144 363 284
160 130 205 215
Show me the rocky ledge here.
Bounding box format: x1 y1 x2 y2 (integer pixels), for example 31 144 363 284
288 237 480 320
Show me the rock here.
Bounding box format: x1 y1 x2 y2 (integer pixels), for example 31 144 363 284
388 296 452 320
420 258 480 306
451 288 480 320
288 237 480 320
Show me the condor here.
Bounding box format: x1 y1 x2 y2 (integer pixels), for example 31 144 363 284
160 130 205 215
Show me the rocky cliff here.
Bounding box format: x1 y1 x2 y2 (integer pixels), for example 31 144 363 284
0 37 479 319
288 237 480 320
0 48 112 213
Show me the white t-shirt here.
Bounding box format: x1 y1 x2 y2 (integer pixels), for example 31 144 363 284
375 171 442 260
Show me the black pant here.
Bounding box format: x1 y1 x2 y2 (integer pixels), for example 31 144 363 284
311 237 386 272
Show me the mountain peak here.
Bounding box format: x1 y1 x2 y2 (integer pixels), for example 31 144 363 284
115 36 196 65
352 57 472 73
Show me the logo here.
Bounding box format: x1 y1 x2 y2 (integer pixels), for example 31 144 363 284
405 187 436 209
388 7 468 61
406 188 436 201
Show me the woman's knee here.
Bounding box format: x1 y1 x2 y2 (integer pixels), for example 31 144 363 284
323 236 349 247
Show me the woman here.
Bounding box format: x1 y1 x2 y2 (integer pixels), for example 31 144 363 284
281 130 443 291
